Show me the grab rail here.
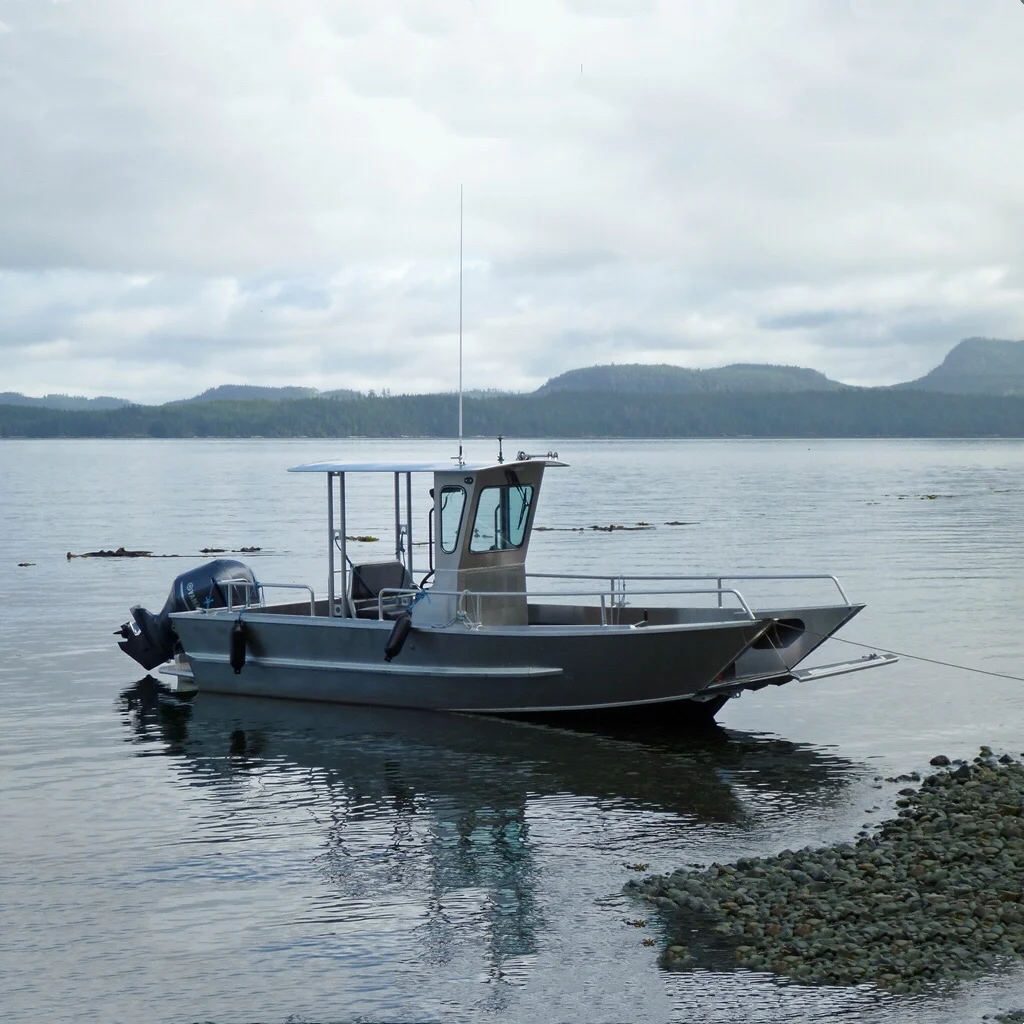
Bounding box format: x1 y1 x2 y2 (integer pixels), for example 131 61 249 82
258 583 316 617
378 585 757 626
212 569 844 625
376 587 421 619
219 578 316 617
217 577 259 610
526 572 851 607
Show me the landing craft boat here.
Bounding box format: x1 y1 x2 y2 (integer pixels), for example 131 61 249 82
116 447 896 721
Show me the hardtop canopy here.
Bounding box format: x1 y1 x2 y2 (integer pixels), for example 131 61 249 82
289 458 567 474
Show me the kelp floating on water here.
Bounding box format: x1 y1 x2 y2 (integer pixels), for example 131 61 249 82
200 546 263 554
884 493 957 500
67 545 264 559
67 547 155 559
535 523 656 533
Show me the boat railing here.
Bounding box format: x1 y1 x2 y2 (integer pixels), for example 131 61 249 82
376 587 423 619
219 578 317 617
525 572 851 608
378 585 757 626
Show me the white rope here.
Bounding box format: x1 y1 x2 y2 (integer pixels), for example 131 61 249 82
800 626 1024 685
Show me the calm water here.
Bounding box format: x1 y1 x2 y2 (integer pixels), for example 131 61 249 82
3 438 1024 1023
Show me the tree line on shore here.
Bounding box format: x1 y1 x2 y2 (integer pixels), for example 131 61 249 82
3 389 1024 438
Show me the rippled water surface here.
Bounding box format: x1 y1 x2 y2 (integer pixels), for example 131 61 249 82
3 437 1024 1023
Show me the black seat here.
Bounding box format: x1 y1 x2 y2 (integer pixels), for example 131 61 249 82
350 561 414 618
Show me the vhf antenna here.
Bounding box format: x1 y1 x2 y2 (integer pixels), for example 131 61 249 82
458 183 464 466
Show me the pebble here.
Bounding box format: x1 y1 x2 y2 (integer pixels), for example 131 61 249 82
628 749 1024 992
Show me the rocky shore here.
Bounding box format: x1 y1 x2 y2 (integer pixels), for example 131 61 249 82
627 748 1024 993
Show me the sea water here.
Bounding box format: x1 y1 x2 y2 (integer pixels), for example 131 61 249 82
2 437 1024 1023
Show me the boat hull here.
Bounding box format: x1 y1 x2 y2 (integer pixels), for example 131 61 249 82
169 611 769 714
528 601 865 686
725 603 865 686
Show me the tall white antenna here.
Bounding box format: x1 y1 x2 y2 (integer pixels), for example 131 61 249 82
458 183 464 465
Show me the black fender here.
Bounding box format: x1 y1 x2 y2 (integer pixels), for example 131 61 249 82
384 612 413 663
229 619 247 674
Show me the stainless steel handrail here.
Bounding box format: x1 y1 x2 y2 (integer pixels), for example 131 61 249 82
215 568 834 625
219 578 316 616
526 571 851 605
218 577 259 610
379 585 758 624
258 583 316 617
373 587 418 619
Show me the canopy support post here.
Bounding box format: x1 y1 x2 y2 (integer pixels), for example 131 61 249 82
338 472 349 617
327 472 335 617
394 472 401 562
405 472 414 577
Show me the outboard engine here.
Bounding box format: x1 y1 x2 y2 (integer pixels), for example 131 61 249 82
116 559 258 670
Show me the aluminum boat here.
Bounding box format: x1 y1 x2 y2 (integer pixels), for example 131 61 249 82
116 448 896 721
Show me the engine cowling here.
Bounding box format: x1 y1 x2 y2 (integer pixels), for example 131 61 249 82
116 559 258 670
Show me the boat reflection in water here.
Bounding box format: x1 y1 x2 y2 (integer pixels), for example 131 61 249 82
117 678 862 979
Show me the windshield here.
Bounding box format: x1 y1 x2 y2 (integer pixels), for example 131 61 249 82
469 483 535 552
438 486 466 553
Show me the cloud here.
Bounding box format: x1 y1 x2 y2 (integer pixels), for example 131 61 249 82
2 0 1024 400
760 311 864 332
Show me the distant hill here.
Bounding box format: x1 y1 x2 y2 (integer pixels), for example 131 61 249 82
894 338 1024 395
2 385 365 409
1 384 362 408
0 392 133 411
8 338 1024 419
535 363 847 395
178 385 337 403
4 389 1024 439
464 388 521 399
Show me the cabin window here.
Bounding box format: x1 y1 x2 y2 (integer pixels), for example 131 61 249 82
469 484 535 552
438 486 466 553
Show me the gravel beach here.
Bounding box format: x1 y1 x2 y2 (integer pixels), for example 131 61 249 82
628 749 1024 993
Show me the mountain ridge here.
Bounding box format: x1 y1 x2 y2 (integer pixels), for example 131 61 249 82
168 384 361 404
5 336 1024 409
893 337 1024 395
536 362 847 395
4 389 1024 439
0 392 134 411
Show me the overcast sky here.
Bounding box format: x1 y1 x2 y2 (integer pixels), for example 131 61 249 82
2 0 1023 402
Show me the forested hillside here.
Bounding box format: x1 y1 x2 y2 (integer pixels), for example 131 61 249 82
4 389 1024 438
536 363 846 394
894 338 1024 395
0 392 132 410
6 338 1024 435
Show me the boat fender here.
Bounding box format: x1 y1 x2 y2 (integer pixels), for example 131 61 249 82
229 619 247 674
384 612 413 663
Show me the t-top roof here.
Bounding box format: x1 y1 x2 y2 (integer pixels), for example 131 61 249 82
289 458 567 474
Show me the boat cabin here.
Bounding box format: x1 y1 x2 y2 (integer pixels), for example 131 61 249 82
289 455 566 627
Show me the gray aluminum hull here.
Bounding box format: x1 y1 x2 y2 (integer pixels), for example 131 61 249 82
169 611 770 714
528 602 866 687
685 603 865 688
